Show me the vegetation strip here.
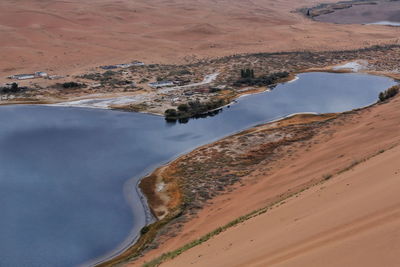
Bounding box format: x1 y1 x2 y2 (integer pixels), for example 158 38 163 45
99 94 397 266
94 76 398 267
3 44 400 115
142 141 400 267
378 85 399 102
95 113 335 267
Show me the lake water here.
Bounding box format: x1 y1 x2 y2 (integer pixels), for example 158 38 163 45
0 72 396 266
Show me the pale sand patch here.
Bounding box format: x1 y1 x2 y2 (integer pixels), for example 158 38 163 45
332 60 368 72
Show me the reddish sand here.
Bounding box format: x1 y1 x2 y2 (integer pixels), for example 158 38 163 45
3 1 400 265
1 0 400 81
132 95 400 266
162 137 400 267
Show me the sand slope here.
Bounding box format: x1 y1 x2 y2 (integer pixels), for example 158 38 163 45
132 95 400 266
1 0 400 79
161 141 400 267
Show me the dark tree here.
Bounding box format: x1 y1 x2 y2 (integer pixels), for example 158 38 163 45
240 68 255 78
178 104 189 112
11 83 18 91
165 109 178 117
378 86 399 102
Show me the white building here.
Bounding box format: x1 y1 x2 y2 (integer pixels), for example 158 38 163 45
148 81 175 88
8 71 48 80
35 72 48 78
8 74 35 80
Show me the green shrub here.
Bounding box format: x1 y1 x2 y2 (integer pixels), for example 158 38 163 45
234 71 289 87
379 86 399 102
165 99 226 121
165 109 178 118
140 225 150 235
240 69 255 78
61 82 86 89
177 104 189 112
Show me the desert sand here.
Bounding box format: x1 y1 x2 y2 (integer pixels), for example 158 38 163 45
161 132 400 267
133 94 400 266
1 0 400 81
3 1 400 266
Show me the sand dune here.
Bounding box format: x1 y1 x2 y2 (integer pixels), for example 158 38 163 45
134 95 400 266
3 1 400 266
1 0 400 80
161 143 400 267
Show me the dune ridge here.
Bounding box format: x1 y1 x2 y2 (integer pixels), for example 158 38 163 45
133 94 400 266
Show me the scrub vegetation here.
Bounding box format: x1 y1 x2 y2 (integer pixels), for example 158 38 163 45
164 99 226 121
234 71 289 87
379 85 399 102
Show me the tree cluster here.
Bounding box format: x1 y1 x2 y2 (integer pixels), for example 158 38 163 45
0 83 25 94
240 69 255 79
234 71 289 87
60 82 87 89
379 86 399 102
165 99 226 121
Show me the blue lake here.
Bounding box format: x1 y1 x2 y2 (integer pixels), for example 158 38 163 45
0 72 396 266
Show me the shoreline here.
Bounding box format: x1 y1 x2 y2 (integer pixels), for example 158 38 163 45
4 44 400 118
1 70 396 267
2 0 400 265
95 113 338 267
134 92 400 267
155 137 400 267
96 88 397 267
2 50 399 267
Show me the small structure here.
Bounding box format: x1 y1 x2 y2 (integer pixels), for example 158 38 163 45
48 75 64 80
148 81 175 88
8 74 35 80
131 61 145 66
8 71 48 80
100 61 145 70
184 90 194 96
194 87 210 94
34 72 48 78
0 95 15 100
115 63 132 68
90 83 102 89
100 65 118 70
